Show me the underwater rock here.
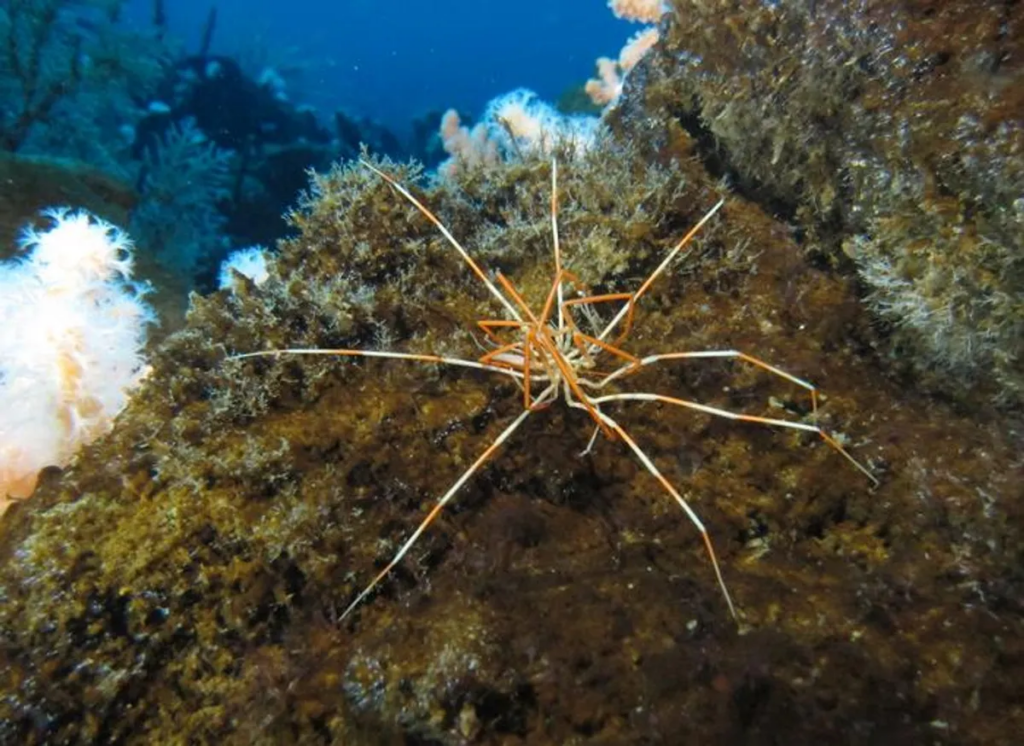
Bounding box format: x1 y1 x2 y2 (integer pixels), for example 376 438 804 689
0 141 1021 743
611 0 1024 407
0 153 135 258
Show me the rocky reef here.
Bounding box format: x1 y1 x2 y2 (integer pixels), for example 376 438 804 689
1 2 1023 744
613 0 1024 406
1 138 1021 743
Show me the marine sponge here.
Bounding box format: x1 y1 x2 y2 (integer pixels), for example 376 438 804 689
0 209 154 508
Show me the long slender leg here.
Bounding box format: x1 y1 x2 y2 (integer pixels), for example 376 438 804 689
496 272 540 325
591 348 877 483
361 159 523 324
571 401 738 621
569 328 640 374
561 290 638 349
549 158 565 330
604 349 818 390
478 340 527 369
477 319 528 347
339 404 537 621
593 390 877 484
226 347 524 382
596 198 726 344
597 349 815 393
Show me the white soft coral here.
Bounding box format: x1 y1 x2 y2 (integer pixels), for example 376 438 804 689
0 209 155 510
22 207 136 289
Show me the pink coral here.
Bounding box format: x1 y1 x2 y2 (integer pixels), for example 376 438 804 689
438 109 500 177
608 0 665 24
587 5 664 107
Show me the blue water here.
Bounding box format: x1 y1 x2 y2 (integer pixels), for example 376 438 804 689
122 0 630 137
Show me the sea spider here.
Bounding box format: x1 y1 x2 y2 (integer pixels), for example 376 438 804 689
229 158 876 624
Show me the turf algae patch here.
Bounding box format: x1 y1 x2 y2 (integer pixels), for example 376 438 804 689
0 145 1021 744
612 0 1024 408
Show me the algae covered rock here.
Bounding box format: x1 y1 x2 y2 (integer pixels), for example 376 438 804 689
613 0 1024 405
0 139 1021 744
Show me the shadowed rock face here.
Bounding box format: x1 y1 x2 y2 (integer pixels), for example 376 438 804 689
1 92 1022 745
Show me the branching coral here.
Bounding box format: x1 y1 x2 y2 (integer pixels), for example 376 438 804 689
438 89 598 176
130 117 234 271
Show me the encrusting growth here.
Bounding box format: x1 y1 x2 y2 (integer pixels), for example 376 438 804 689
230 158 876 625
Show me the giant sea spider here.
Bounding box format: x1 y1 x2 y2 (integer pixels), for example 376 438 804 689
229 159 876 625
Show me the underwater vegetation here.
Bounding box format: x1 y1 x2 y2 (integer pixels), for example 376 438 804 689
0 1 1022 744
613 0 1024 407
1 137 1022 742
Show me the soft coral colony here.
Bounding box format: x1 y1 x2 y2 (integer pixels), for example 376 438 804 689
587 0 666 106
0 210 154 511
436 0 668 171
